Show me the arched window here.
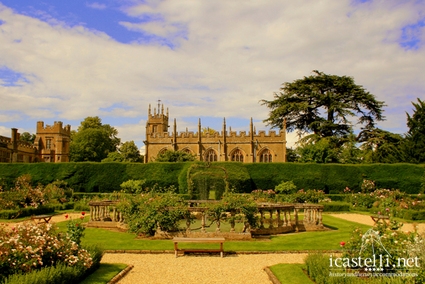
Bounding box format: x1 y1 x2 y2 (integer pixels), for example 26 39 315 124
259 149 272 163
181 148 192 154
205 149 217 162
231 149 244 162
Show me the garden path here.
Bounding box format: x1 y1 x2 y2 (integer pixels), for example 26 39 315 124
329 213 425 233
101 253 308 284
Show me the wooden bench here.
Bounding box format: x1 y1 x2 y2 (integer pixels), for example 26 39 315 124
371 215 390 225
172 237 225 258
31 214 54 224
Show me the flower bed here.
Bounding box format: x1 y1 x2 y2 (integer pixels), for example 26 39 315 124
0 213 102 283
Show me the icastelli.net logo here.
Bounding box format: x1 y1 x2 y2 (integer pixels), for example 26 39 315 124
329 228 420 278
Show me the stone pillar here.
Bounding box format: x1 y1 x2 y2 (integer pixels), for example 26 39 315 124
201 212 206 233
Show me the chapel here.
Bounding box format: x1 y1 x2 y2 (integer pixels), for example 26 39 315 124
144 103 287 163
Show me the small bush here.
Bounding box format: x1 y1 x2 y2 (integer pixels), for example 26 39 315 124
120 179 146 194
274 180 297 194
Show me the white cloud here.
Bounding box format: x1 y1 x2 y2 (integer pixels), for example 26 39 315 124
86 2 107 10
0 1 424 149
0 125 10 137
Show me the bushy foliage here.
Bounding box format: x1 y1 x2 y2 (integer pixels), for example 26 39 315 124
274 180 297 194
0 222 93 282
203 193 259 230
120 179 146 194
278 189 328 203
346 187 418 213
338 220 425 282
251 189 276 202
0 175 71 210
117 191 189 236
65 212 87 245
155 150 196 162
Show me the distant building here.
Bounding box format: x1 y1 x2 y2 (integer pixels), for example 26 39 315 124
144 103 287 163
0 121 71 163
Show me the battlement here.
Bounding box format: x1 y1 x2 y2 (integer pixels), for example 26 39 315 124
37 121 71 135
148 129 285 139
0 135 11 144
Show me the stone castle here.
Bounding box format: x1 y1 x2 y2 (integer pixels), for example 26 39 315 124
144 103 287 163
0 121 71 163
0 103 287 163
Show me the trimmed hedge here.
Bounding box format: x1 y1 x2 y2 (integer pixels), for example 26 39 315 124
0 205 56 220
245 163 424 194
0 162 423 194
322 202 351 212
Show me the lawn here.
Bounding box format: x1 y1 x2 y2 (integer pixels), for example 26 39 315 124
79 263 127 284
269 264 314 284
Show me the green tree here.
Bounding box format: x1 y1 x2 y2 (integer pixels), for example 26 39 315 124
358 128 405 163
295 133 361 163
19 132 35 144
120 141 141 162
405 98 425 163
155 150 196 162
102 141 142 162
261 70 385 138
70 117 121 162
295 136 340 163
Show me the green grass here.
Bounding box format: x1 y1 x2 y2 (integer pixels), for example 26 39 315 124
79 263 127 284
269 264 314 284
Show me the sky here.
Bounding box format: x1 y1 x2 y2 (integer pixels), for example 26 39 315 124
0 0 424 152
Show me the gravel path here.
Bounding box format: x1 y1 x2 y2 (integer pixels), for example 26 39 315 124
101 253 308 284
329 213 425 233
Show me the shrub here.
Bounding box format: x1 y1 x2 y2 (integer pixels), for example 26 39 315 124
117 192 189 236
65 212 87 245
3 245 103 284
0 175 71 211
0 222 93 282
274 180 297 194
120 179 146 194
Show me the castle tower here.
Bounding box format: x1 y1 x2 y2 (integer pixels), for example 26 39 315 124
144 102 169 162
35 121 71 162
146 102 169 135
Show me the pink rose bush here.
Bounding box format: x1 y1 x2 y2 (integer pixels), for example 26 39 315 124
0 222 92 281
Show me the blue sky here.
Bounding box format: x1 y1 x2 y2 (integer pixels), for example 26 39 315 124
0 0 424 151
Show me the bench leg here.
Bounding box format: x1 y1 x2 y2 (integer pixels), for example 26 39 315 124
174 242 178 258
220 242 224 258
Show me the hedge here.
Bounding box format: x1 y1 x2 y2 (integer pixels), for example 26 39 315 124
0 205 56 220
245 163 424 194
0 162 423 195
322 202 351 212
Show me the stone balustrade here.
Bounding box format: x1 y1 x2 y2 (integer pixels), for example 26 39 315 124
87 200 123 229
86 199 325 237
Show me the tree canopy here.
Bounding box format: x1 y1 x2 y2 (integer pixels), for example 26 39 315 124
70 116 121 162
102 141 142 162
155 150 196 162
405 98 425 163
19 132 35 144
261 70 385 138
